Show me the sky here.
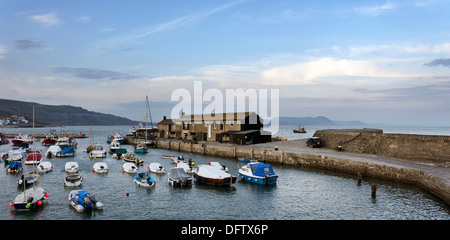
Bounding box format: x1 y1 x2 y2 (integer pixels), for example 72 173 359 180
1 0 450 126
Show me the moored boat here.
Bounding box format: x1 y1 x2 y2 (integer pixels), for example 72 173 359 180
65 162 79 173
41 133 57 146
176 162 193 174
122 162 138 173
64 174 83 187
12 134 33 146
108 140 121 154
148 162 165 174
123 153 143 165
89 144 107 159
107 132 124 144
24 151 42 165
10 187 49 211
56 147 75 157
134 172 156 187
45 145 62 158
168 167 192 187
134 143 149 153
17 171 39 186
238 162 278 185
193 165 236 186
55 137 77 149
208 161 229 172
92 162 109 173
6 161 23 173
37 161 53 173
68 189 103 212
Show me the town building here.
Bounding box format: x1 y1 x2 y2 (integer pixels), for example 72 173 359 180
156 112 271 144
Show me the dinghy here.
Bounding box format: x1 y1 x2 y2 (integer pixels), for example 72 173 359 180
65 162 79 173
148 162 165 174
45 145 62 158
123 153 144 165
238 162 278 185
68 190 103 212
10 186 49 211
24 151 43 165
56 147 75 157
134 172 156 187
122 162 138 173
17 171 39 186
64 174 83 187
92 162 109 173
37 161 53 173
6 161 23 173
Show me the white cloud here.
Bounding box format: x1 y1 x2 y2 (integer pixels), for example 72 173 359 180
0 45 7 59
354 2 396 16
30 12 61 27
349 42 450 56
75 16 91 23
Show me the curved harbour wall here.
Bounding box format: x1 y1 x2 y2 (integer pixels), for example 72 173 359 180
155 139 450 205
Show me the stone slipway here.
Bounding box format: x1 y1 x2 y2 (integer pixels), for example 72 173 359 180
155 139 450 205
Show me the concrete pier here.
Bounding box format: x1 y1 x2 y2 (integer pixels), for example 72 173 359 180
155 138 450 205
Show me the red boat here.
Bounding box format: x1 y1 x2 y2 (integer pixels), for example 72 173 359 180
12 134 33 146
24 151 43 165
41 134 57 146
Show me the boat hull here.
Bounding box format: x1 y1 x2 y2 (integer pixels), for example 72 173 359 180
238 172 278 185
11 187 47 211
193 173 236 186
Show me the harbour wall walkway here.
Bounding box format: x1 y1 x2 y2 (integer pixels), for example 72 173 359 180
155 138 450 205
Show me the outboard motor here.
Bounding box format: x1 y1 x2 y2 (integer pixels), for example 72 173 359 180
83 196 93 211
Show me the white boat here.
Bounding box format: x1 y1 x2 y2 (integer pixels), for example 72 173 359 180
107 132 124 144
193 165 237 186
5 149 24 163
171 155 185 163
208 161 229 172
45 145 62 158
65 162 79 173
37 161 53 173
176 162 193 174
64 174 83 187
122 162 138 173
148 162 166 174
92 162 109 173
89 144 107 158
108 140 121 154
56 137 77 149
168 167 192 187
68 190 103 212
134 172 156 187
12 134 33 146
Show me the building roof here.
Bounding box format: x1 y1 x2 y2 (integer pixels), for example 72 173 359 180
175 112 260 123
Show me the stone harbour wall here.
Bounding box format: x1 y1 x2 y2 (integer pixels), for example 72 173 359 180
313 129 450 163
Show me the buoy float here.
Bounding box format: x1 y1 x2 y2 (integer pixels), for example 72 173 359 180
44 193 49 198
9 202 14 207
37 200 42 206
126 192 129 196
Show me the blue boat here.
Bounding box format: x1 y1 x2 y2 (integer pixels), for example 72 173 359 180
7 161 23 173
134 172 156 187
56 147 75 157
238 162 278 185
134 143 148 153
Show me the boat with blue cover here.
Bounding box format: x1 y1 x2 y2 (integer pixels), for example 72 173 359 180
238 162 278 185
68 190 103 212
56 147 75 157
134 172 156 187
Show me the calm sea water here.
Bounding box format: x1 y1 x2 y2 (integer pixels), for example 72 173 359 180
0 125 449 220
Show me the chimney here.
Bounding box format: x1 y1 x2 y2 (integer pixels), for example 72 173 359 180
163 116 166 120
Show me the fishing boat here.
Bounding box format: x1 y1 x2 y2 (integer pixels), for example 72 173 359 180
37 161 53 173
10 187 49 211
134 172 156 187
134 143 149 153
24 150 42 165
89 144 107 159
208 161 229 172
64 174 83 187
122 162 138 173
193 165 236 186
56 137 77 149
12 134 33 146
176 162 193 174
123 153 144 165
293 125 307 133
6 161 23 173
45 145 62 158
68 190 103 212
112 148 127 159
108 140 121 154
92 162 109 173
238 162 278 185
106 132 124 144
148 162 165 174
168 167 192 187
65 162 79 173
56 147 75 157
41 133 57 146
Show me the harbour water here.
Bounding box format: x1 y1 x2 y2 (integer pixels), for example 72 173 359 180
0 125 449 220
